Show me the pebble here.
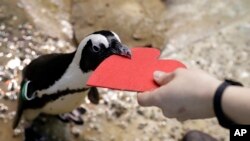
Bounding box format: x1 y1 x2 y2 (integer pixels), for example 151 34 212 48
3 92 17 101
137 123 148 130
89 123 101 132
7 79 18 91
71 127 81 138
13 128 23 137
0 103 8 113
116 121 127 129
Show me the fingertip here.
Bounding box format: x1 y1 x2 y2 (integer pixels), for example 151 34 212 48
153 71 174 85
153 71 165 85
137 92 147 106
153 71 165 80
137 91 155 107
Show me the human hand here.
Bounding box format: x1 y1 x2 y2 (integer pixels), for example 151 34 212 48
137 68 222 121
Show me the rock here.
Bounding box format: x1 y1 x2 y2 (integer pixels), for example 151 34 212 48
182 130 217 141
24 115 72 141
72 0 166 49
19 0 73 41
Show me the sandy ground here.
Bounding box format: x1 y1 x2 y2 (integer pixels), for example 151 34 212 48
1 0 250 141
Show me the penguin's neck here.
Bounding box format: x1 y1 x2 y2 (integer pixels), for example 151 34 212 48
71 38 94 73
72 36 91 65
72 47 84 66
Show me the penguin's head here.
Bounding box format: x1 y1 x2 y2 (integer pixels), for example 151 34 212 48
78 30 131 72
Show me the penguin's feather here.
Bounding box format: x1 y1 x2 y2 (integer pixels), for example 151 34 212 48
22 52 75 91
13 80 33 129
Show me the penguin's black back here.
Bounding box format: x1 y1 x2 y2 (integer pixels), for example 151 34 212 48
13 52 78 129
23 52 76 91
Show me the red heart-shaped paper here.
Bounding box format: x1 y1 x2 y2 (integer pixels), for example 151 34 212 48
87 47 186 92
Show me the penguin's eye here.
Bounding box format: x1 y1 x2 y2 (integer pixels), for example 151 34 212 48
92 45 101 52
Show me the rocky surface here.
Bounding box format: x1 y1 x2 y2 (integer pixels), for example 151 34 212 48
1 0 250 141
72 0 167 49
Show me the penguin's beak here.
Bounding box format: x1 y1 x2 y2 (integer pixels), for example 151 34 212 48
112 43 132 59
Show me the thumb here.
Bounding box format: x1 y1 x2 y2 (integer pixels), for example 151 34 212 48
137 91 158 107
153 71 175 86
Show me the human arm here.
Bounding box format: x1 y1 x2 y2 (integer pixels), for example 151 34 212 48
137 68 250 124
222 86 250 124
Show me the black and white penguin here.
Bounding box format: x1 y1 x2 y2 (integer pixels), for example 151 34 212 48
13 30 131 129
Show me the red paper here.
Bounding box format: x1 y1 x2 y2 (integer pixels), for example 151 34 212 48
87 47 186 92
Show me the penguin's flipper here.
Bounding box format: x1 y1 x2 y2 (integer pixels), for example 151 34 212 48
87 87 100 104
13 80 35 129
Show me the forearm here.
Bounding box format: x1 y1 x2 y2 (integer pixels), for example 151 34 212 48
222 86 250 124
137 69 250 124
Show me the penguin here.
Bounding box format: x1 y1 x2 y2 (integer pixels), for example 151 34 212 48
12 30 131 129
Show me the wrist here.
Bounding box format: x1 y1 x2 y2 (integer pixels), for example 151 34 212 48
208 79 222 116
213 80 243 128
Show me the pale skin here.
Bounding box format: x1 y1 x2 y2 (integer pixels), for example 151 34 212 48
137 68 250 125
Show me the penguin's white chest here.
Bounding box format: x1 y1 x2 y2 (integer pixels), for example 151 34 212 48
42 90 88 114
